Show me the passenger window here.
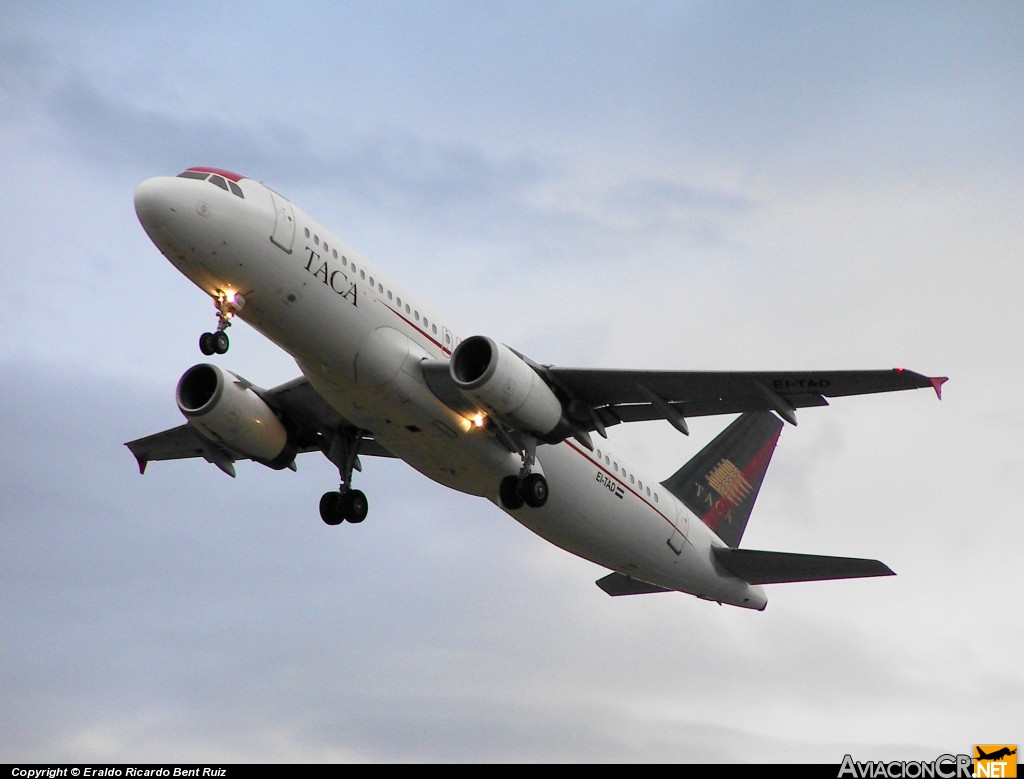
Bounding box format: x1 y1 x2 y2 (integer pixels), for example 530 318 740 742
333 249 338 259
209 175 229 191
432 325 437 335
387 291 393 301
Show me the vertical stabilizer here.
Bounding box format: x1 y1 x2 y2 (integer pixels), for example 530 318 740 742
661 412 783 547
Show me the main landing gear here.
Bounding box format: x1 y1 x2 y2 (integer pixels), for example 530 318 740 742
498 435 549 510
319 489 368 525
499 472 548 510
319 428 370 526
199 291 243 355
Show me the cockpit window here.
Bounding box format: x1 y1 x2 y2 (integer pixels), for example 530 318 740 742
177 168 245 198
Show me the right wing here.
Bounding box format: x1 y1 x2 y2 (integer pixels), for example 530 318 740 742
544 367 946 431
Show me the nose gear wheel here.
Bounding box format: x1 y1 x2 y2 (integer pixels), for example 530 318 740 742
199 290 241 355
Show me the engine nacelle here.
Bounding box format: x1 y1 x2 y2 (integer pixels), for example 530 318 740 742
450 336 564 438
176 363 294 469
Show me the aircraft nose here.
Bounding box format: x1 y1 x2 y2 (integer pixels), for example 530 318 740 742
134 177 176 233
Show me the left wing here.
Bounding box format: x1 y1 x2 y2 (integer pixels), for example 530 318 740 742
126 376 394 476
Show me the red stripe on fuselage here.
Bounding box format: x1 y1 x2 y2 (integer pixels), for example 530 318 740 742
383 302 451 355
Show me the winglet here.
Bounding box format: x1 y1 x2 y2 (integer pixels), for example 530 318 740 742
132 451 149 475
928 376 948 400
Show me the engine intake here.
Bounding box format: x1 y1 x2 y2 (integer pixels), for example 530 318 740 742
450 336 564 439
177 363 295 469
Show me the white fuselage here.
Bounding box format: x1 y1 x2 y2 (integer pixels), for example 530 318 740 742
134 171 767 610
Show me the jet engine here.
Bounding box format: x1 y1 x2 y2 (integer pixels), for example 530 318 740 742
449 336 565 439
176 363 295 469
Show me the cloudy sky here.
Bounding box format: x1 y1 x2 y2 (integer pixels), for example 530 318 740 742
2 0 1022 764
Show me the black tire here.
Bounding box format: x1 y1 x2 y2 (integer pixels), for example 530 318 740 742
319 492 344 525
212 331 230 354
522 473 549 508
346 490 368 523
499 475 525 510
199 332 215 355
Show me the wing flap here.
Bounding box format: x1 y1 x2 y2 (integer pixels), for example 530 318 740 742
598 392 830 427
713 547 895 584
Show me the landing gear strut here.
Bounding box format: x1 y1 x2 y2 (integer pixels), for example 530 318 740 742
498 435 548 510
319 427 370 525
199 291 242 355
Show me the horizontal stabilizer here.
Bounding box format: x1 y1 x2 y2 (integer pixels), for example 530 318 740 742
596 572 672 596
713 547 894 584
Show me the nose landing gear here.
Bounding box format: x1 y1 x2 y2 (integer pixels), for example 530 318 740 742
199 290 244 355
199 330 230 356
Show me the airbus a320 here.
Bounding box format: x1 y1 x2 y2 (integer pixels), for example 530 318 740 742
127 167 946 610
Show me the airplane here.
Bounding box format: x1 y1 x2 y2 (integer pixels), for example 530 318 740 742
976 748 1017 761
127 166 947 611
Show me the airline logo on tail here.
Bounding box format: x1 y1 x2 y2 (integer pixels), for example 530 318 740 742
974 746 1017 778
706 458 754 505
